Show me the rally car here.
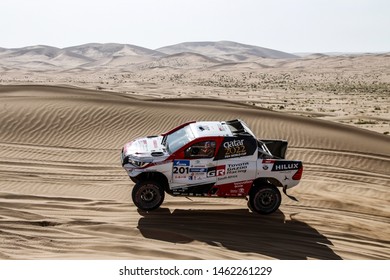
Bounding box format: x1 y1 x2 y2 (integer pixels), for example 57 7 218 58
121 119 303 214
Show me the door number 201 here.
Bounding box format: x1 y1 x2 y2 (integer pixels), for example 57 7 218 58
173 166 189 174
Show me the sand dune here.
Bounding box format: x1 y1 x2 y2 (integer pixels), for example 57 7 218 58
156 41 298 60
0 41 299 71
0 84 388 259
2 46 388 133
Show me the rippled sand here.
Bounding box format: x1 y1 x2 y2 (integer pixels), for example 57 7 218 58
0 85 389 259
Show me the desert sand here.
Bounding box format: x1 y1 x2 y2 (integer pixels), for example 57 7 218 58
0 43 389 259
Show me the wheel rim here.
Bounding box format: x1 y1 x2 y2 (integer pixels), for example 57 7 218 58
137 183 162 209
258 190 275 207
253 189 278 212
141 186 158 202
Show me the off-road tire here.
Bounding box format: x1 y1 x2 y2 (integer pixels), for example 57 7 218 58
132 180 165 211
129 176 139 184
248 184 281 214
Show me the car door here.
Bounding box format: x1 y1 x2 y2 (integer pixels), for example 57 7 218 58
214 136 258 195
171 140 218 188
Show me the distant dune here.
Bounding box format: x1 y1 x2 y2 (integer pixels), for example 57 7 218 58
64 43 165 60
156 40 299 60
0 41 298 70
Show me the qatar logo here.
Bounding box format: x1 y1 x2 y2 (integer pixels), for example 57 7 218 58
223 139 244 149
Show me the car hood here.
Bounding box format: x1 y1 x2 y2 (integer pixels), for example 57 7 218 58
122 136 169 163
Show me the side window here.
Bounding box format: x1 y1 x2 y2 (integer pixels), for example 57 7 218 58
185 141 216 159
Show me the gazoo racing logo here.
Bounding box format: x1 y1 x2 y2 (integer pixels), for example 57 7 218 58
207 165 226 177
272 161 302 171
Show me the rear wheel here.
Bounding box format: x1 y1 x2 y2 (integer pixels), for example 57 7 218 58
132 181 165 211
248 184 281 214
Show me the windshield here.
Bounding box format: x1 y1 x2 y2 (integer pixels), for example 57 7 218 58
165 125 195 154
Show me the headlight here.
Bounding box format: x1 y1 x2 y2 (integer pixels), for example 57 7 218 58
129 159 149 168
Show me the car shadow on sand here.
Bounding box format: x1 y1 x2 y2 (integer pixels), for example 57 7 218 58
137 208 342 260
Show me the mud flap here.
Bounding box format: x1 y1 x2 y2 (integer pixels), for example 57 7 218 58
283 186 299 202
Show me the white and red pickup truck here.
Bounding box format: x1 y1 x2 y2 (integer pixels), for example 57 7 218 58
121 119 303 214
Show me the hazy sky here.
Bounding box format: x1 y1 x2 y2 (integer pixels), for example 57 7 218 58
1 0 389 53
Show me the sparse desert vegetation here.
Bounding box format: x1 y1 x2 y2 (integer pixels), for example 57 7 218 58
1 43 389 133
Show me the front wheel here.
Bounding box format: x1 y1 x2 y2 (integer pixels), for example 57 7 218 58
132 181 165 211
248 184 281 214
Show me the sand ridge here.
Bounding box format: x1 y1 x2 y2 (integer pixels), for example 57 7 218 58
0 84 389 259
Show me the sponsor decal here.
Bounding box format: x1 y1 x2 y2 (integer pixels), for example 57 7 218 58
223 139 244 149
197 125 210 131
216 181 252 196
271 161 301 171
262 159 275 164
207 165 226 177
217 124 226 131
226 162 249 174
207 168 216 177
174 160 190 166
191 161 207 168
223 140 246 159
216 165 226 176
189 175 202 181
173 160 190 175
123 141 133 154
214 137 257 160
217 174 238 181
233 180 253 188
190 168 208 173
262 165 269 170
171 183 215 196
206 168 215 177
228 187 245 194
138 139 148 151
